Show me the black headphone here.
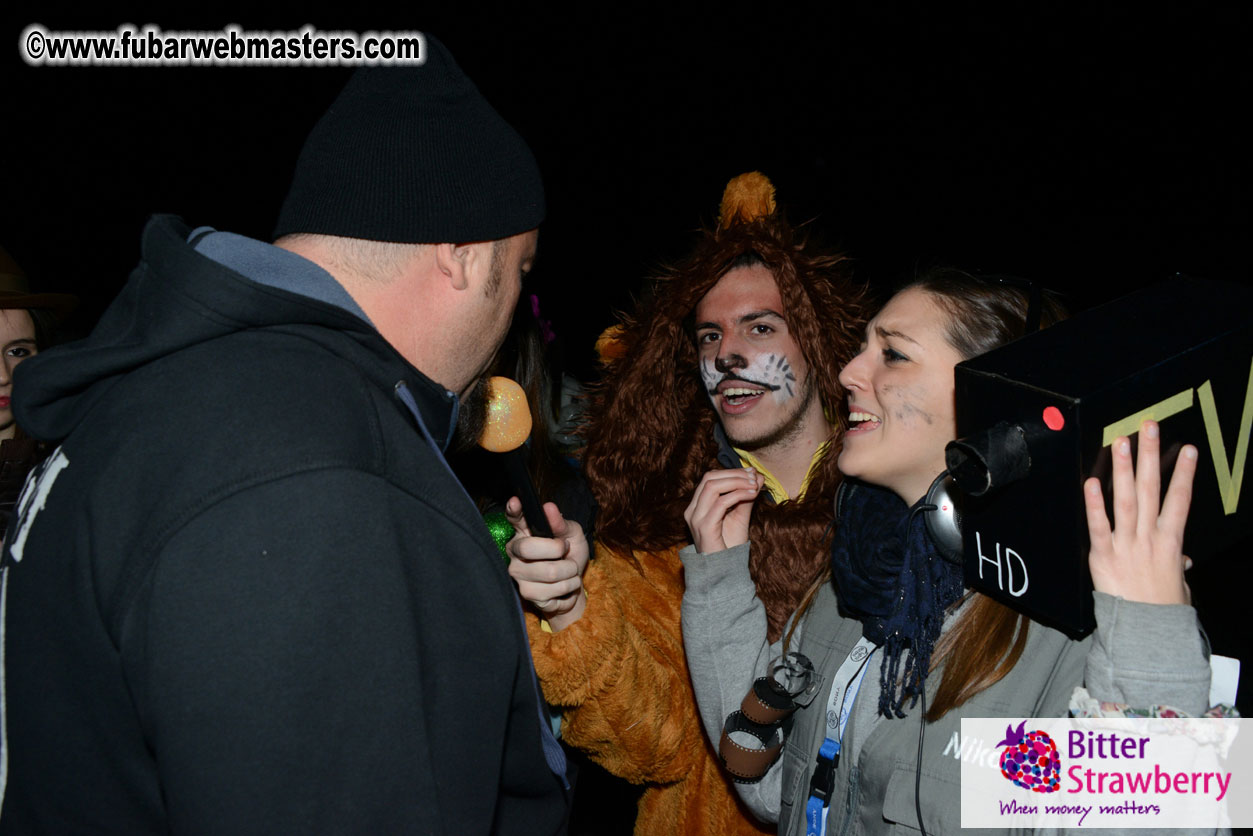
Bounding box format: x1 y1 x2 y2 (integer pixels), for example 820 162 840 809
921 472 963 564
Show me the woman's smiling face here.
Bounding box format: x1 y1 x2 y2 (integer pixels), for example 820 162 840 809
836 288 966 504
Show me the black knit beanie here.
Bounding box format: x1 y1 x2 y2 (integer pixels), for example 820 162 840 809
274 36 543 244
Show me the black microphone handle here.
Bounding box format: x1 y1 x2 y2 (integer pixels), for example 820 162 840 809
502 447 553 538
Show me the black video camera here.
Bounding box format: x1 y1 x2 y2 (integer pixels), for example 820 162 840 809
948 276 1252 636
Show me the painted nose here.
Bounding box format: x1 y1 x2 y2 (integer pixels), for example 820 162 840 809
714 352 747 374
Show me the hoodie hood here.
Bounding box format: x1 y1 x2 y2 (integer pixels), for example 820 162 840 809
14 215 452 444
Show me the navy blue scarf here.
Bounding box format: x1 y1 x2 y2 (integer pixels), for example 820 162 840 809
828 481 965 718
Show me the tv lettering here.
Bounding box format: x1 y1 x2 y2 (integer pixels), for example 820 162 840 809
1102 357 1252 515
974 531 1028 596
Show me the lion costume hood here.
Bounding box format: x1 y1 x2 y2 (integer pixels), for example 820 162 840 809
583 173 868 639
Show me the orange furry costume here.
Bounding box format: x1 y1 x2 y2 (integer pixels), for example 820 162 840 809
526 174 867 834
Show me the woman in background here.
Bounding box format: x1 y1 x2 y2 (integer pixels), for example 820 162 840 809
0 246 75 531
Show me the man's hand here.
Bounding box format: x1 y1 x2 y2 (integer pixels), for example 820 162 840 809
506 500 589 632
683 468 763 554
1086 420 1197 606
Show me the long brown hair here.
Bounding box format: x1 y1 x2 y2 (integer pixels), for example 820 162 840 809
582 213 868 640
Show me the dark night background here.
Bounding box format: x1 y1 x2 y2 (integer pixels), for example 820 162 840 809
3 0 1249 727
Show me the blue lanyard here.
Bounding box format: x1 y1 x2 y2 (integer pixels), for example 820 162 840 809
805 638 876 836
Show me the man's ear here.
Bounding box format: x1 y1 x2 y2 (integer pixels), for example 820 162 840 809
433 242 468 290
433 242 488 291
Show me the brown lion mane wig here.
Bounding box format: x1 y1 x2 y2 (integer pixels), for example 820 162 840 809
582 199 869 641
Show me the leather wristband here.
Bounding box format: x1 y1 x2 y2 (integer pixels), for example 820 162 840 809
719 710 785 783
718 656 816 783
741 675 797 725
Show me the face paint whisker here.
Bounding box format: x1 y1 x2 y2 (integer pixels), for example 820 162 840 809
700 346 799 405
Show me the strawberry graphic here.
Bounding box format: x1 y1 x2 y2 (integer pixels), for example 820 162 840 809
996 721 1061 793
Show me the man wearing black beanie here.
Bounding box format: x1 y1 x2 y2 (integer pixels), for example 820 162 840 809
0 36 569 835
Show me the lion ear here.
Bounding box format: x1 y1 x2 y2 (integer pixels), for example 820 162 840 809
595 324 628 365
717 171 777 230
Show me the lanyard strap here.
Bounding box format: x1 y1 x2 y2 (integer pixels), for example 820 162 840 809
804 637 877 836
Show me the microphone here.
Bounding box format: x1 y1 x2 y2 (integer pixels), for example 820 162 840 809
478 376 553 538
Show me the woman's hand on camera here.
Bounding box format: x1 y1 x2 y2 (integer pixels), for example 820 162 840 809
684 467 763 554
1085 420 1197 606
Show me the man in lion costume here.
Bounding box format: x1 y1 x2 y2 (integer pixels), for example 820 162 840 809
508 172 867 834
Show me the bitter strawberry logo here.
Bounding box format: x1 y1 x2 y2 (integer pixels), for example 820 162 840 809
996 721 1061 793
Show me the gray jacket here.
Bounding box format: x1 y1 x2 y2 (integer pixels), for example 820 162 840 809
681 543 1212 835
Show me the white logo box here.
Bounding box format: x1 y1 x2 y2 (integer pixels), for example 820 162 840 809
959 717 1246 829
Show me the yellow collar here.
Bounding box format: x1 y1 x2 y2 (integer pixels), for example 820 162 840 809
734 440 830 503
